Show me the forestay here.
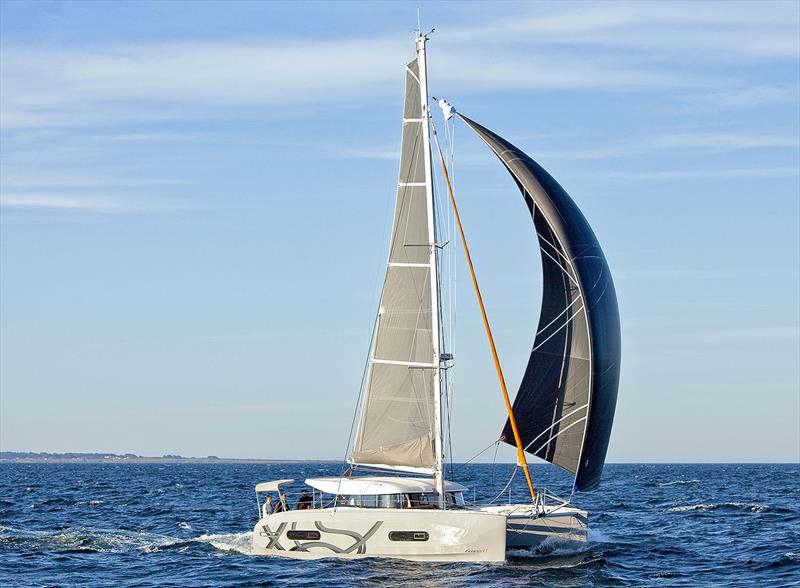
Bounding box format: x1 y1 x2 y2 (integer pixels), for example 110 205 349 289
461 116 621 492
350 57 439 472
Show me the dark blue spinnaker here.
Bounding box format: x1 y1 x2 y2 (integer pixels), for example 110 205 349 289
461 115 621 492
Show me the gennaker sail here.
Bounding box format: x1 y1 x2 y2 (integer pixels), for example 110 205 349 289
460 116 621 492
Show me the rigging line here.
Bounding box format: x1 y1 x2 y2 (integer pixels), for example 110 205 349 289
491 437 500 488
463 439 501 465
489 466 517 504
431 121 537 503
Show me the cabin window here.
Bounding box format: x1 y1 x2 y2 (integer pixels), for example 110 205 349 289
334 494 404 508
389 531 429 541
378 494 402 509
446 492 466 506
360 495 377 508
286 530 321 540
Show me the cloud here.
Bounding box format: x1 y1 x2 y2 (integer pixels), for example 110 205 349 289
594 166 800 182
450 1 800 59
617 269 791 281
4 1 797 130
1 174 187 190
691 85 799 107
537 131 800 160
0 193 199 213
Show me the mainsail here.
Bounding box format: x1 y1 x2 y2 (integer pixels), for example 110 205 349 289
461 116 621 492
350 47 441 473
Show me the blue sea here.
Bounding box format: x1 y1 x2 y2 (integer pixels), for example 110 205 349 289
1 463 797 587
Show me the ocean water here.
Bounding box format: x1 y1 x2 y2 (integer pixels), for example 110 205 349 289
1 463 797 587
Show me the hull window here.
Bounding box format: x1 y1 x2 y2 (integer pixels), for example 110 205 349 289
286 530 321 541
389 531 429 542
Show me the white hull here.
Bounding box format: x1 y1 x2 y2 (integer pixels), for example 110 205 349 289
252 504 587 562
253 507 507 562
482 504 588 548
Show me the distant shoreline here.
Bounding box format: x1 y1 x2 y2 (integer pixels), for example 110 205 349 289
1 453 796 465
0 452 338 464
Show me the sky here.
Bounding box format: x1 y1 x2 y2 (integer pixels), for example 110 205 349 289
1 1 798 464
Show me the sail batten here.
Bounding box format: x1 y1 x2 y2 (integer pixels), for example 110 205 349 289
460 115 621 492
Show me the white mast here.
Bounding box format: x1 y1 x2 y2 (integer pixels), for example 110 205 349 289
416 32 445 507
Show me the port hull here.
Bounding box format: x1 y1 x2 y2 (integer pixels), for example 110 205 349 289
252 507 507 562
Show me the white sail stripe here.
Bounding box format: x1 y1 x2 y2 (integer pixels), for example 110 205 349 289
405 65 421 85
387 262 430 268
399 182 427 186
540 246 579 287
403 118 424 122
523 403 589 452
535 293 583 337
531 304 585 353
371 358 437 368
536 229 576 270
527 416 588 457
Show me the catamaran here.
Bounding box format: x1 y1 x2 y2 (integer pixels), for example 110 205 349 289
251 31 620 562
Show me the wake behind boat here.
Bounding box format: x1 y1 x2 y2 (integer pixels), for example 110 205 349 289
251 31 620 563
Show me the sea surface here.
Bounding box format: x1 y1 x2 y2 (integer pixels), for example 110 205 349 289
1 463 797 587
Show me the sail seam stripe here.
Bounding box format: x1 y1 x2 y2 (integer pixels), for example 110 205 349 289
537 230 576 270
531 304 585 353
371 359 437 368
388 262 430 267
535 294 583 337
523 403 589 452
540 246 579 287
527 416 588 458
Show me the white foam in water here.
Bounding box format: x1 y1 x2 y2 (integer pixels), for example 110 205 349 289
195 532 253 555
657 479 699 487
507 536 590 559
668 502 769 513
4 526 181 554
588 528 612 543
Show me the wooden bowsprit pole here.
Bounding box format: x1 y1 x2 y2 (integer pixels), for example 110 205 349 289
431 126 536 503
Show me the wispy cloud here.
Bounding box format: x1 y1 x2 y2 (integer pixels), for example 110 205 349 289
450 2 800 59
3 2 797 130
690 85 799 108
1 174 187 190
617 269 792 281
0 193 200 214
595 166 800 182
538 132 800 160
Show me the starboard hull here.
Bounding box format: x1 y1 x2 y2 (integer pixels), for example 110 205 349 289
482 504 588 548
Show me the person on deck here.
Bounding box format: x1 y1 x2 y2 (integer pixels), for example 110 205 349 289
296 489 313 510
273 492 288 513
262 495 273 517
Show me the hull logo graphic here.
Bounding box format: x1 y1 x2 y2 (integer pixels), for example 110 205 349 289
260 522 288 550
265 520 383 554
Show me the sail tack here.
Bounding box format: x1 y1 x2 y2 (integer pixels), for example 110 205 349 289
350 58 438 472
461 116 621 492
